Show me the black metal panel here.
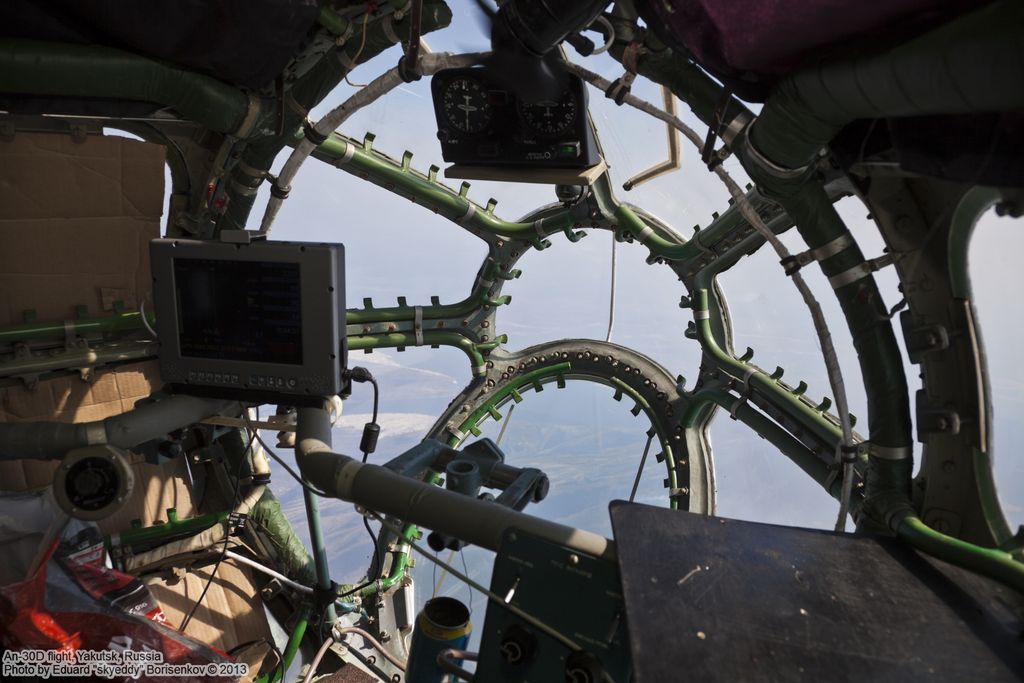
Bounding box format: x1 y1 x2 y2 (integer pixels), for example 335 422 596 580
609 501 1024 682
476 528 632 682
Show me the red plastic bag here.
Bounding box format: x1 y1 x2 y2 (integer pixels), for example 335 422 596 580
0 493 243 682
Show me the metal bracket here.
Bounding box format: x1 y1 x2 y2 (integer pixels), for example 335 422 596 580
900 312 950 364
916 389 962 439
623 86 680 191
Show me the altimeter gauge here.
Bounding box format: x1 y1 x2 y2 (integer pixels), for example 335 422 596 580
442 77 493 134
519 89 579 137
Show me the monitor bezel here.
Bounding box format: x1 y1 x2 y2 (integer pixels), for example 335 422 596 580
151 238 346 400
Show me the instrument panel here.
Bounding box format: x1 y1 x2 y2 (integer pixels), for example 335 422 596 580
476 528 632 683
430 67 600 169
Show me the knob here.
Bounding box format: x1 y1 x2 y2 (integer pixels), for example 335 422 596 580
564 651 604 683
499 624 537 666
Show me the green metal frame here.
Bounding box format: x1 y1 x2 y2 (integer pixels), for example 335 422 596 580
2 10 1022 675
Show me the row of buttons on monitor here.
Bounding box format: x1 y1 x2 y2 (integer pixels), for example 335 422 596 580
186 371 297 389
250 375 298 389
188 371 240 384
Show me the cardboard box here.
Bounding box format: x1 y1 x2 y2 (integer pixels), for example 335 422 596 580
0 131 270 654
0 360 166 495
0 130 165 493
0 131 164 325
144 557 272 653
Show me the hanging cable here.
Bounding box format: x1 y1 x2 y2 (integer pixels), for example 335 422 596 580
228 638 284 683
337 627 408 672
628 432 654 503
495 402 515 447
337 367 387 600
606 232 617 343
259 50 489 235
301 633 337 683
459 549 473 616
343 11 372 88
245 412 329 497
179 410 255 632
138 299 158 340
223 549 314 595
368 513 582 654
563 61 858 531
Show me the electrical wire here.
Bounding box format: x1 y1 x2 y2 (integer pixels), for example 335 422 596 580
301 633 336 683
495 402 515 447
367 512 587 656
459 549 473 616
223 549 314 595
587 15 616 55
628 432 654 503
335 627 407 672
178 412 254 632
362 376 380 464
343 11 372 88
228 638 284 683
337 375 384 600
564 60 859 532
606 232 617 342
435 398 513 598
138 299 158 340
244 412 329 497
303 625 409 683
259 50 489 235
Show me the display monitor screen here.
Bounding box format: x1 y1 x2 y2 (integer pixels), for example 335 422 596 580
174 258 303 365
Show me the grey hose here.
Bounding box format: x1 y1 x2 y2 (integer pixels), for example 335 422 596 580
751 0 1024 170
0 395 244 460
295 407 616 562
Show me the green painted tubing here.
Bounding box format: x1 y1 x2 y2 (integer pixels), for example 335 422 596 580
346 259 508 325
260 605 310 683
896 514 1024 595
691 289 844 449
0 39 254 134
303 487 336 625
686 389 852 505
114 510 229 548
218 1 454 232
317 6 349 36
311 134 577 240
615 203 691 260
752 0 1024 169
0 311 154 345
358 521 418 599
348 332 496 375
448 362 573 441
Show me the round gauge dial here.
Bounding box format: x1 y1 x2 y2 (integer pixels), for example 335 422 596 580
442 77 493 134
519 90 578 136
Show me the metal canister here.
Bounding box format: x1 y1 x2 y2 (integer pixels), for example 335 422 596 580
404 596 471 682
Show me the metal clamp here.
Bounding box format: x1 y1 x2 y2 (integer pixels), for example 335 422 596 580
720 110 754 147
303 119 328 146
744 121 811 180
414 306 424 346
780 234 855 276
605 36 646 105
828 253 895 289
868 443 912 461
268 174 291 199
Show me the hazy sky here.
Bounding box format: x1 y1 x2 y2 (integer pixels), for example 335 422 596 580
249 5 1023 627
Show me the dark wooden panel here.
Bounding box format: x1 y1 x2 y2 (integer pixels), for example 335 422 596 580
609 501 1024 682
